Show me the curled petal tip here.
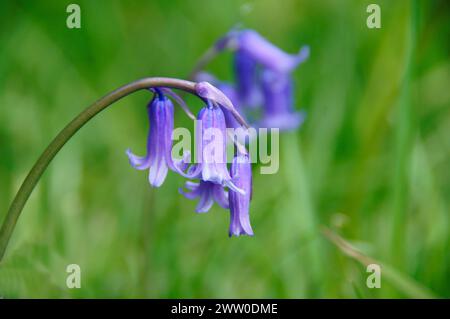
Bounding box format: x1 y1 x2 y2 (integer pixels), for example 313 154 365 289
126 149 150 170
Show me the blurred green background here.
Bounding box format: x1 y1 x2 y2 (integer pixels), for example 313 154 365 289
0 0 449 298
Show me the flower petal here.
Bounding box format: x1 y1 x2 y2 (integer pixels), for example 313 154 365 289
149 159 168 187
126 149 150 170
213 184 229 209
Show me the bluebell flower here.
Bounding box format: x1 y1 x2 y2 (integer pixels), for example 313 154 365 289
178 101 244 194
258 70 305 131
206 29 309 131
126 89 176 187
179 180 229 213
229 154 254 237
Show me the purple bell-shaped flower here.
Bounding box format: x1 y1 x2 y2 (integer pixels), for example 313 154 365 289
228 154 254 237
126 90 176 187
179 101 244 194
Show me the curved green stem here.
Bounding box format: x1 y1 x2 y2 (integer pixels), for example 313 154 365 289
0 77 197 261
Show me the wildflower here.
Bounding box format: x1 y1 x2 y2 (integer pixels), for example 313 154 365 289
228 154 254 237
179 101 244 194
179 180 229 213
208 29 309 131
126 89 176 187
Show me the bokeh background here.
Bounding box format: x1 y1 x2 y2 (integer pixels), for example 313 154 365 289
0 0 449 298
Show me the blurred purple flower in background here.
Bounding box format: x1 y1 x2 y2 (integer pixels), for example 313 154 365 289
203 29 310 132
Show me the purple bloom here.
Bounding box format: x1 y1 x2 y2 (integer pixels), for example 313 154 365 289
121 77 255 237
126 90 175 187
237 30 310 74
229 30 309 130
179 102 244 194
179 180 229 213
229 154 254 237
259 70 305 131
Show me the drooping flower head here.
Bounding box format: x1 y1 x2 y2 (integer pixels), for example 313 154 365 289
126 89 175 187
125 78 253 236
229 153 253 237
178 100 244 194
